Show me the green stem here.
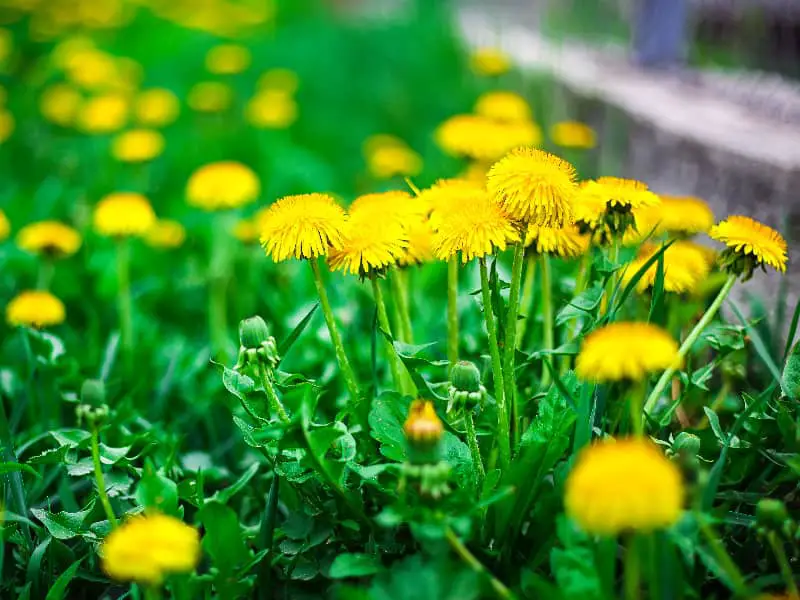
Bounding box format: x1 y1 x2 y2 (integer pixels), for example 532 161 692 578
768 532 799 599
142 584 161 600
371 277 406 393
603 238 620 314
390 268 414 344
562 251 592 376
479 258 510 470
209 275 229 361
629 382 646 437
447 255 459 368
0 397 31 544
697 515 749 596
115 239 133 371
259 364 290 423
503 242 526 447
309 259 360 403
540 254 554 387
36 258 54 291
643 274 737 421
464 412 485 497
90 424 118 528
445 527 516 600
624 534 641 600
516 254 536 348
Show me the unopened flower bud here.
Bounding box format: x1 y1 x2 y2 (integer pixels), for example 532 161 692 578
672 432 701 457
448 361 487 413
757 499 790 531
240 316 270 350
404 400 443 464
81 379 106 407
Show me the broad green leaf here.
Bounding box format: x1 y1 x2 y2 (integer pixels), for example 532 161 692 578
135 460 178 515
31 503 94 541
198 500 250 574
329 553 381 579
368 392 410 462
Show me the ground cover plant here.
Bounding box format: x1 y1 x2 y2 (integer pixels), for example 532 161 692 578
0 0 798 599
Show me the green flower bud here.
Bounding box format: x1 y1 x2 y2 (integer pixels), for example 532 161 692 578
757 499 790 531
450 361 481 393
80 379 106 407
672 432 701 457
239 316 270 350
404 400 444 464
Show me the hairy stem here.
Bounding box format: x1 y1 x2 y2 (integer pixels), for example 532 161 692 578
447 256 459 368
503 242 525 447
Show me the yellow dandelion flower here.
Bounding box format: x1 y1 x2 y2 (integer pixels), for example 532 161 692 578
576 322 680 382
186 161 260 211
245 90 297 129
349 190 428 220
710 215 787 274
655 195 714 236
62 48 120 92
17 221 82 258
0 109 14 143
93 192 156 238
525 225 589 258
233 219 259 244
589 177 661 211
258 68 299 94
621 241 712 295
460 161 491 185
327 205 408 277
487 146 577 227
474 91 531 123
420 178 483 217
101 513 201 585
437 115 541 163
111 129 165 163
133 88 180 128
0 209 9 241
573 180 608 234
40 83 82 127
260 193 348 262
550 121 597 149
432 186 519 263
470 47 511 76
565 438 684 536
188 81 233 114
145 219 186 249
77 93 129 134
404 400 443 444
399 216 435 266
6 290 66 328
366 142 422 179
205 44 251 75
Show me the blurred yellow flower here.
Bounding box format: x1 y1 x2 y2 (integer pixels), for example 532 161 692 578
233 219 259 244
39 83 82 127
470 47 511 76
487 146 577 227
186 161 260 211
258 68 299 94
93 192 156 237
404 400 443 444
565 438 683 536
111 129 165 163
0 209 9 241
134 88 180 128
588 177 661 211
630 195 714 244
0 109 13 142
205 44 250 75
101 513 201 585
62 49 124 92
436 114 541 162
576 322 680 382
399 216 435 266
573 180 607 235
621 241 712 295
0 28 12 66
349 190 427 221
431 185 519 263
710 215 787 275
188 81 233 113
460 161 490 185
245 90 297 129
260 193 348 262
418 178 481 216
474 91 531 123
6 290 66 328
145 219 186 249
364 136 422 180
77 93 129 134
17 221 82 258
525 225 589 258
550 121 596 149
328 204 408 277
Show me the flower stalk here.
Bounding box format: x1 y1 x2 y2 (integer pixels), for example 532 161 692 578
516 253 536 347
540 254 554 387
90 422 118 528
447 255 459 368
115 239 133 371
464 412 485 497
503 241 526 445
371 276 407 393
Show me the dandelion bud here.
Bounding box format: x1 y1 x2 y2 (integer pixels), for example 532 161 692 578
672 432 701 458
404 400 443 464
81 379 106 407
448 361 487 413
240 316 271 350
757 499 790 532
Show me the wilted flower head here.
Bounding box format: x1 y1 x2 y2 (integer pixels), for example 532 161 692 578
474 91 531 122
205 43 251 75
550 121 596 149
487 146 577 227
93 192 156 238
17 221 82 258
565 438 684 536
133 88 180 128
186 161 260 211
101 513 201 585
6 290 66 328
111 129 165 163
576 321 680 382
710 215 787 278
260 193 348 262
470 47 511 76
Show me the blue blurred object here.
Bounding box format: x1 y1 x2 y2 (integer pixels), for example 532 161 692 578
632 0 688 68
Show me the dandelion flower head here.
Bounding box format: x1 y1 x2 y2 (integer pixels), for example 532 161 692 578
470 47 512 76
525 225 589 258
589 177 661 211
474 91 531 123
205 43 251 75
621 241 712 295
576 321 680 382
487 146 577 227
145 219 186 249
101 513 201 585
710 215 787 275
404 400 443 444
550 121 596 149
245 90 297 129
17 221 82 258
565 438 684 536
134 88 180 128
93 192 156 238
258 68 299 94
436 114 541 162
6 290 66 328
76 92 129 134
186 161 260 211
260 193 348 262
364 135 422 180
111 129 165 163
40 83 82 127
